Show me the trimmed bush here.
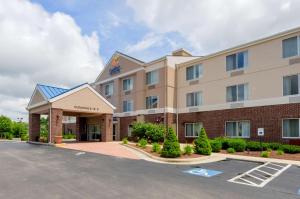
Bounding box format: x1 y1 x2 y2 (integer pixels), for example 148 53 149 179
261 151 269 158
152 143 161 153
194 128 212 155
227 147 235 153
183 145 193 155
138 138 147 148
246 141 268 151
276 149 284 155
122 137 128 144
227 139 246 152
268 142 282 150
161 128 181 158
132 122 165 142
214 137 231 149
280 144 300 154
210 139 222 152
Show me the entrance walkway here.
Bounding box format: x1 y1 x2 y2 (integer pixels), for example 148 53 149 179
59 142 140 160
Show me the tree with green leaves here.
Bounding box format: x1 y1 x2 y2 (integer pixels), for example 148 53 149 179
161 127 181 158
194 127 212 155
0 115 12 139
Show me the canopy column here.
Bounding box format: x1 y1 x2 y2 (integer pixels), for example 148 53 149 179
49 108 63 143
29 113 40 142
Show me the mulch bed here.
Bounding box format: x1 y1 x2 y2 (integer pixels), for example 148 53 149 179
128 143 203 159
220 150 300 161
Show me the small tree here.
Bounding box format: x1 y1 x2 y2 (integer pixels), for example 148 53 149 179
194 127 212 155
161 127 181 158
0 115 12 138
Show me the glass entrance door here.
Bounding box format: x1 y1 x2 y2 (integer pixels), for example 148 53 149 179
87 124 100 141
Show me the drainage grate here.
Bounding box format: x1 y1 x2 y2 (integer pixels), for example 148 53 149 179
228 162 291 188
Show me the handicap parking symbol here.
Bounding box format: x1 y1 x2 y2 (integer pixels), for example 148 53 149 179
183 168 223 178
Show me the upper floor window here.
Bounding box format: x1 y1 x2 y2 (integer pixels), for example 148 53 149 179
123 100 133 112
226 51 248 71
146 96 158 109
186 92 202 107
123 78 133 91
186 64 202 81
104 83 113 96
283 74 299 96
282 36 300 58
226 121 250 138
146 70 159 85
185 123 203 137
226 83 248 102
282 119 300 138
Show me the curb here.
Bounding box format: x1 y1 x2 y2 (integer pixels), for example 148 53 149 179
27 141 55 146
122 144 226 164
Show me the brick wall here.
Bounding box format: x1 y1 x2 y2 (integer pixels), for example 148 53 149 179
119 116 136 139
178 103 300 145
50 108 63 143
29 113 40 142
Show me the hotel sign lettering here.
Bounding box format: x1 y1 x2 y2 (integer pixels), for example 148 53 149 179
74 105 100 112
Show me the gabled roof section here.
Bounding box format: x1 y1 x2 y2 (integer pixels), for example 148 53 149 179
94 51 145 83
37 84 69 100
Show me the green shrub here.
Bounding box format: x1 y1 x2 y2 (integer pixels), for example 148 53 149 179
246 141 268 151
0 116 12 139
183 145 193 155
4 132 13 140
63 134 76 139
261 151 269 158
227 139 246 152
266 148 272 153
268 142 282 150
132 122 165 142
227 147 235 153
21 133 28 141
138 138 148 148
122 137 128 144
194 128 212 155
276 149 284 155
152 143 161 153
280 144 300 154
210 139 222 152
161 128 181 158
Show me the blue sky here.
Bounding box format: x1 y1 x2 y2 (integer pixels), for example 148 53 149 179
31 0 187 63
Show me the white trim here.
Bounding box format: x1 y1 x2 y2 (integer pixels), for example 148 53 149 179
27 86 49 109
113 107 176 117
281 118 300 139
95 67 144 85
49 84 116 110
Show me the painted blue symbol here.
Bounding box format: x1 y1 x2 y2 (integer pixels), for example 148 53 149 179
297 189 300 195
183 168 223 178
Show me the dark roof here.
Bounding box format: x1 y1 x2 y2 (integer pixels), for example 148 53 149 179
37 83 88 100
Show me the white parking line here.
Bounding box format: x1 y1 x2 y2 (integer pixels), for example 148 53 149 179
228 162 291 188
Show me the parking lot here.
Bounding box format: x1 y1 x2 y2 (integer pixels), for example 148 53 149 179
0 142 299 199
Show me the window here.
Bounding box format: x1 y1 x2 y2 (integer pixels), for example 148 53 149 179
186 92 202 107
283 74 299 96
128 125 133 137
185 123 202 137
123 100 133 112
282 36 299 58
226 51 248 71
283 119 300 138
104 83 113 96
123 78 133 91
146 96 158 109
146 70 159 85
226 121 250 138
226 84 248 102
186 64 202 81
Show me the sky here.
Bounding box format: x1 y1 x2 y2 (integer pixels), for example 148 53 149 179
1 0 300 121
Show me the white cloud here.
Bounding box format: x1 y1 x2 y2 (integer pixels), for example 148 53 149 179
126 0 300 55
0 0 103 121
125 33 164 53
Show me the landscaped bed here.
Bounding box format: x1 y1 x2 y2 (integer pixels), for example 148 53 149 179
220 150 300 161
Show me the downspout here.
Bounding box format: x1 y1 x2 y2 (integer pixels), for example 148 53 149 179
175 64 179 137
164 59 168 131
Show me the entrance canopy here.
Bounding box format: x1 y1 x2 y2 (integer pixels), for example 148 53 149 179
27 83 115 143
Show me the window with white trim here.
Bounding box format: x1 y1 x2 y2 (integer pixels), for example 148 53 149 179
146 96 158 109
226 83 248 102
225 121 250 138
282 119 300 138
186 92 202 107
185 123 203 137
226 51 248 71
123 78 133 91
128 125 133 137
283 74 299 96
282 36 300 58
123 100 133 112
186 64 202 81
104 83 113 96
146 70 159 85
